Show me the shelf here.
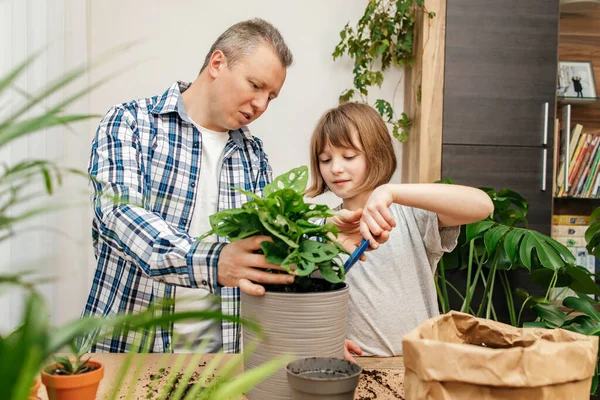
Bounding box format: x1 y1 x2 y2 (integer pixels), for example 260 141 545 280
557 96 600 105
554 196 600 200
554 197 600 215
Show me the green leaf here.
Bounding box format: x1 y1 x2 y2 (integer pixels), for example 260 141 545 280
483 225 509 258
374 99 393 121
518 234 534 271
563 296 600 322
281 250 315 276
0 115 96 149
531 303 569 327
530 267 570 290
298 240 339 263
544 236 576 264
523 321 551 328
0 51 42 95
260 241 289 265
338 89 355 103
205 356 290 400
304 204 337 220
271 188 306 216
296 219 335 236
232 187 262 201
565 264 600 296
258 211 299 248
264 166 308 197
503 229 525 264
585 218 600 254
318 260 345 283
465 220 495 242
527 231 567 271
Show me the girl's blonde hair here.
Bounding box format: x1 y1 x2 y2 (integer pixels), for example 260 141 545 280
306 102 397 197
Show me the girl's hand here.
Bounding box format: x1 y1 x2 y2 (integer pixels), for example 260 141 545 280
360 185 396 248
329 209 390 256
344 339 362 363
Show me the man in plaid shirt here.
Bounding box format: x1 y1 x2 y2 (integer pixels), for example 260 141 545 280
83 18 376 354
83 19 298 353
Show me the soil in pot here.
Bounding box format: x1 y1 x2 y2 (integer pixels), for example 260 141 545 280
262 276 345 293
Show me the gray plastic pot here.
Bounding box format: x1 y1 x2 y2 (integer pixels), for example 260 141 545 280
241 282 349 400
286 357 362 400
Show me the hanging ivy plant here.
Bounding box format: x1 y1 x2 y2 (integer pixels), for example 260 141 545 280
333 0 435 142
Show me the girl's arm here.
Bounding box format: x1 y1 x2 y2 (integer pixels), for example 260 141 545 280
360 183 494 247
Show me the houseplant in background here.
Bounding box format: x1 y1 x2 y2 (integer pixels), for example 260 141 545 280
524 205 600 396
0 53 287 400
435 182 600 396
332 0 435 142
202 165 351 400
437 184 599 326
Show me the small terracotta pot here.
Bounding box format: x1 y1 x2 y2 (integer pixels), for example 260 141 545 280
29 378 41 400
41 360 104 400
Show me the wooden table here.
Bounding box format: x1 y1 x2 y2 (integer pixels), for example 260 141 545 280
38 354 405 399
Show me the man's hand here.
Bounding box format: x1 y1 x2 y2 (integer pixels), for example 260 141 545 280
330 209 390 257
344 339 363 363
217 236 294 296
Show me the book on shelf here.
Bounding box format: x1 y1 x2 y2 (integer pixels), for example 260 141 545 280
553 236 587 247
556 123 583 194
552 214 590 225
555 124 600 198
570 135 599 197
551 224 588 237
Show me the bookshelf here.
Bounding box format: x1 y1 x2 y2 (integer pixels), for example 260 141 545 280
552 2 600 289
557 96 600 105
554 2 600 204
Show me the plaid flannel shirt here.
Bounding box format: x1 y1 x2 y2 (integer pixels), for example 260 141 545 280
83 82 272 353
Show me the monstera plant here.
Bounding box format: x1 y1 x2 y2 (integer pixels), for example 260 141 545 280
523 206 600 396
437 185 599 326
202 165 348 292
202 166 352 400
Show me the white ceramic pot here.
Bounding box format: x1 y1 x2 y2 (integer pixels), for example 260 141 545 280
241 282 349 400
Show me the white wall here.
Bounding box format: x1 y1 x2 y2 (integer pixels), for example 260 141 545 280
87 0 405 207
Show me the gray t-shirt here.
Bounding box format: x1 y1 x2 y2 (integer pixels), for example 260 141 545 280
345 203 459 356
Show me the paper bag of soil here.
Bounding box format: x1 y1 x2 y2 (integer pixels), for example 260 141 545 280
402 311 598 400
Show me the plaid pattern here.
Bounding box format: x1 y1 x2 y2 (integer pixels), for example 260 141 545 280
83 82 272 353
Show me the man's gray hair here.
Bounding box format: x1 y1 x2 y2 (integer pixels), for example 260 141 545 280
200 18 293 73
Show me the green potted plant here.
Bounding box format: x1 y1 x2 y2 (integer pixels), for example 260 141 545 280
332 0 435 142
202 165 350 400
41 347 104 400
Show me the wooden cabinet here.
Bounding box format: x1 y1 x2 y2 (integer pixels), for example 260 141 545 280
442 0 559 147
442 144 553 234
440 0 560 235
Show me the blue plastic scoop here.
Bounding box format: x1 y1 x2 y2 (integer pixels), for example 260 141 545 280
343 238 370 272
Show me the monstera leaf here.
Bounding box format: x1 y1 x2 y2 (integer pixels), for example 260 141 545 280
203 166 347 284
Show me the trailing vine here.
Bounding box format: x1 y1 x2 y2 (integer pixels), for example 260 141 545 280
333 0 435 142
